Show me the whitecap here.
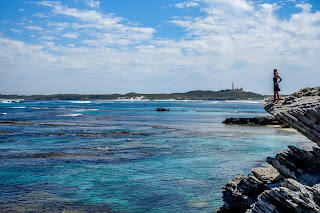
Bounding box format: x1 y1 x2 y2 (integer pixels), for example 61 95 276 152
1 99 21 103
6 106 26 109
57 113 82 117
75 109 99 112
96 146 111 151
29 107 42 109
225 100 263 104
69 101 91 104
0 113 7 115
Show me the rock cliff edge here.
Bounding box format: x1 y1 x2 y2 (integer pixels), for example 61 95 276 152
218 86 320 213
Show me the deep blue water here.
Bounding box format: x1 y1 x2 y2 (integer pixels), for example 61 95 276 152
0 100 311 212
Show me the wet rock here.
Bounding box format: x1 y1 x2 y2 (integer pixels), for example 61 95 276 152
223 116 284 126
157 107 169 111
218 174 267 213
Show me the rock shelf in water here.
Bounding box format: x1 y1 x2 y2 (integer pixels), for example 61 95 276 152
218 86 320 213
222 116 286 126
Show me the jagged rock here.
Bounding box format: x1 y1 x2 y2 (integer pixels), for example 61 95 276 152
264 86 320 145
266 145 320 186
219 86 320 213
251 166 283 184
249 178 320 213
218 174 267 213
223 116 285 126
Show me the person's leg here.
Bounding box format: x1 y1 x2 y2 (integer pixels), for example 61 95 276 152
277 91 280 102
274 91 276 103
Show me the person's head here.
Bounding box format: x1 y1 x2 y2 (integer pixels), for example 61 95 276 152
274 69 277 74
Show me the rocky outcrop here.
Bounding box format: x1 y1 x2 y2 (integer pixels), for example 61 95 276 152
219 86 320 213
250 178 320 213
218 174 267 213
264 87 320 145
222 116 286 126
267 145 320 186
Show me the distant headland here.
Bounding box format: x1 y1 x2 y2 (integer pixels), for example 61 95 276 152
0 90 266 101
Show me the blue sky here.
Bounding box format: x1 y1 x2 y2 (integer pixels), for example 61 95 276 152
0 0 319 95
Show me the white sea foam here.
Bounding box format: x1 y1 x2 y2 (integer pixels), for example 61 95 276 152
1 100 21 103
69 101 91 104
225 100 263 104
96 146 111 151
75 109 99 112
57 113 82 117
0 113 7 115
7 106 26 109
97 101 115 103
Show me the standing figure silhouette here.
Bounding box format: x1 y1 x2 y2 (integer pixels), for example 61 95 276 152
273 69 282 103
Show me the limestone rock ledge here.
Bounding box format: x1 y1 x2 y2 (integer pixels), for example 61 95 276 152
222 116 286 126
250 178 320 213
218 86 320 213
264 86 320 145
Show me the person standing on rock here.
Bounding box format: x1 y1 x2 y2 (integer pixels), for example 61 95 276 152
273 69 282 103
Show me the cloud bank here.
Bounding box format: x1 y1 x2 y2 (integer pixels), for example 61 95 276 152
0 0 319 95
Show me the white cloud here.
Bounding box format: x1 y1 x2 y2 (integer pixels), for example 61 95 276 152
175 1 199 9
33 13 49 18
37 1 155 46
202 0 254 14
295 3 312 12
1 0 320 95
48 22 69 31
62 33 78 38
11 29 23 33
42 36 55 40
86 0 100 8
24 25 44 30
18 8 24 12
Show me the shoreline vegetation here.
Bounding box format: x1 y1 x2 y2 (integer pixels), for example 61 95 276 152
0 90 266 101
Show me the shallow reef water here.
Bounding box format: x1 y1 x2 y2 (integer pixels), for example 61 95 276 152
0 100 312 212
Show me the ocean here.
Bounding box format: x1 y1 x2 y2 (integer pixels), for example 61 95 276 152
0 100 311 212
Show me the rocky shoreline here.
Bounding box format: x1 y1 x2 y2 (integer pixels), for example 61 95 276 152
222 116 289 127
218 86 320 213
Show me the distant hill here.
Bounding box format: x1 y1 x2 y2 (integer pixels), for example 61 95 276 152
0 90 265 101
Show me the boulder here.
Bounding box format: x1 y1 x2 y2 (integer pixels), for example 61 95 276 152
251 166 283 184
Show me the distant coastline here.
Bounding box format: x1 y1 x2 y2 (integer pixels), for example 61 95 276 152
0 90 266 101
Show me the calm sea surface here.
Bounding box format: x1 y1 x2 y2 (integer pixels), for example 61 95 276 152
0 100 311 212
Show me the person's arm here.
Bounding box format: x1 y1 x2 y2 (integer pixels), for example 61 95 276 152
276 74 282 84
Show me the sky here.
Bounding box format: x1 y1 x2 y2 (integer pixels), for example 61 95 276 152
0 0 319 95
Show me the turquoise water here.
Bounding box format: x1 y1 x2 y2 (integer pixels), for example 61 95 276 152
0 100 311 212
